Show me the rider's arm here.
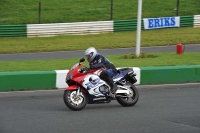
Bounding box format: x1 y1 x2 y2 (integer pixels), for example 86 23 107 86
90 55 106 69
90 63 104 69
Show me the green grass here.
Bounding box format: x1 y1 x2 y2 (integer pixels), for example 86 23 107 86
0 0 199 24
0 52 200 72
0 27 200 54
1 0 200 72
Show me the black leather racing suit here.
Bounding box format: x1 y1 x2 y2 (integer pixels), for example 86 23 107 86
89 53 117 93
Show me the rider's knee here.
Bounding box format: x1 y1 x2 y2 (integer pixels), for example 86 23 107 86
99 70 109 79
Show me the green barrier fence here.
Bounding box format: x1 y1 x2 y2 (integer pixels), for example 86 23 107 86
0 65 200 91
0 71 56 91
197 66 200 81
114 19 144 32
0 15 197 37
180 15 194 27
0 24 27 37
114 15 194 32
140 65 200 85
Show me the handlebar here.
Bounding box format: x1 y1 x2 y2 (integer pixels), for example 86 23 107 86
80 66 104 73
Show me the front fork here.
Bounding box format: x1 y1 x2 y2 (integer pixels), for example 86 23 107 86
76 86 81 96
66 84 86 96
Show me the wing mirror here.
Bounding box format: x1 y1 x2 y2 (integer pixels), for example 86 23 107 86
79 58 85 63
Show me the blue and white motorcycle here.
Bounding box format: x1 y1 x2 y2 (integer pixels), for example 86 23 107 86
63 58 139 111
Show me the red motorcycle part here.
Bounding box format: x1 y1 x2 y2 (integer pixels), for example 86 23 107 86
66 85 86 92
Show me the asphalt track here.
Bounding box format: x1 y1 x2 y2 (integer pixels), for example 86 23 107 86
0 83 200 133
0 44 199 133
0 44 200 61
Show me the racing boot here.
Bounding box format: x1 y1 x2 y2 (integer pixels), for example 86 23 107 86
99 70 117 95
109 82 117 94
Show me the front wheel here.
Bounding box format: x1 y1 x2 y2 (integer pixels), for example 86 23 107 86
63 90 87 111
117 83 139 107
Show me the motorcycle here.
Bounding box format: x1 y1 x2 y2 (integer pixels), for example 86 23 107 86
63 58 139 111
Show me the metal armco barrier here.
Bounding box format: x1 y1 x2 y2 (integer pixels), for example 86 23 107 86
180 15 194 27
0 24 27 37
0 15 199 37
27 21 114 37
194 15 200 28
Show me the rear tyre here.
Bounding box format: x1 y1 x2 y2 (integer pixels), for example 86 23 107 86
117 83 139 107
63 90 87 111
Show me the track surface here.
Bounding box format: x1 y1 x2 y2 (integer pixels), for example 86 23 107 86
0 44 200 61
0 84 200 133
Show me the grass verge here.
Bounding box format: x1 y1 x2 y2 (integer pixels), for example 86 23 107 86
0 52 199 72
0 27 200 54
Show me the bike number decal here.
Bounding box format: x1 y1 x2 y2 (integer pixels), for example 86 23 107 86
85 77 103 90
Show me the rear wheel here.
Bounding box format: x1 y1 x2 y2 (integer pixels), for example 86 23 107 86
117 83 139 107
63 90 87 111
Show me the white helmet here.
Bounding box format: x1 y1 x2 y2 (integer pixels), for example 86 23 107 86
85 47 97 63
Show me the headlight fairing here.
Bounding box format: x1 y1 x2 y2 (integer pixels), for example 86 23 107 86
66 74 73 83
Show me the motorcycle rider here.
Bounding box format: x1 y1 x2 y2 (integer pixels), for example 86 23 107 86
85 47 117 94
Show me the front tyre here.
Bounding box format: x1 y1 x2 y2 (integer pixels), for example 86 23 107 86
63 90 87 111
117 83 139 107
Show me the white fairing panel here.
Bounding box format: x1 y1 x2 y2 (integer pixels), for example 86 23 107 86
82 74 106 97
